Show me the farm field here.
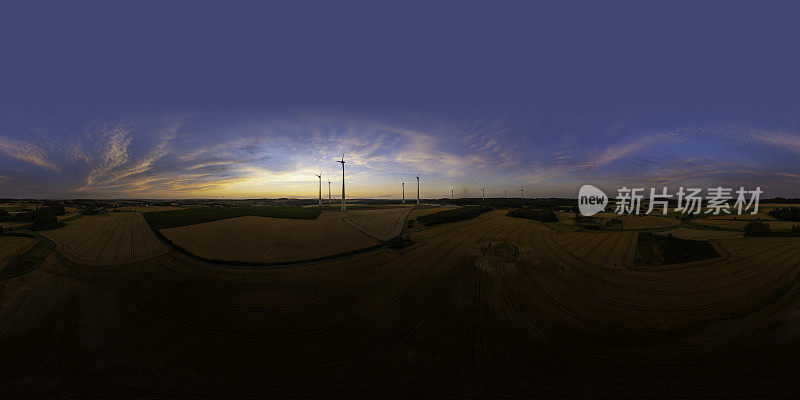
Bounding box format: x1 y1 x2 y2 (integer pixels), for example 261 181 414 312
2 209 800 397
39 212 169 265
116 205 185 212
143 205 319 230
591 212 680 229
707 212 776 220
343 207 411 241
553 211 680 230
160 212 383 263
0 203 37 212
408 205 455 219
0 236 36 268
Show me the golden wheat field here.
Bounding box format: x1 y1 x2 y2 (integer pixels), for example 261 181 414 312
343 207 410 240
39 212 169 265
409 205 455 219
2 209 800 397
160 211 386 263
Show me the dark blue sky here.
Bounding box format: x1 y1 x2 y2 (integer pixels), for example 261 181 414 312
1 1 800 198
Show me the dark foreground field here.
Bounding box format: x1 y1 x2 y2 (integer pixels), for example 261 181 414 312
2 210 800 398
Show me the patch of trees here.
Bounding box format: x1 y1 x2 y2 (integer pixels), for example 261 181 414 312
506 208 558 222
744 221 771 237
744 221 800 237
416 206 493 226
635 233 719 265
768 207 800 222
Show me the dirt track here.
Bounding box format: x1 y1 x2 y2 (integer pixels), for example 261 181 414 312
2 210 800 398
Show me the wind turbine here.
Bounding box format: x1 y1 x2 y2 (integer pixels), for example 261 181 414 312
402 181 405 204
504 188 507 198
451 188 454 200
328 180 331 205
481 187 486 203
520 186 524 200
338 154 346 211
315 173 322 207
416 173 420 206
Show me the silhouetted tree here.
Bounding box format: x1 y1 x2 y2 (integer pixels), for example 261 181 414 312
744 221 771 237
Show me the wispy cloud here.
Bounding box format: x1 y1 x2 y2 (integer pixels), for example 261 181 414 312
0 136 58 170
2 112 800 198
749 130 800 153
75 119 180 192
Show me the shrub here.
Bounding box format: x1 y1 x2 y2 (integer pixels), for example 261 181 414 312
506 208 558 222
792 225 800 237
744 221 771 237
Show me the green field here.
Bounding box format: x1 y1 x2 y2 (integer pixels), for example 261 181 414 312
415 206 492 226
142 206 321 230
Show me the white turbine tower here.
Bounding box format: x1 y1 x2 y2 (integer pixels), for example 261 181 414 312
451 188 454 200
415 174 420 206
402 181 405 204
315 173 322 207
520 186 524 200
338 154 346 212
504 188 507 198
481 187 486 203
328 180 331 205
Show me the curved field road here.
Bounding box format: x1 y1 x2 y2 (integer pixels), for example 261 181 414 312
2 210 800 398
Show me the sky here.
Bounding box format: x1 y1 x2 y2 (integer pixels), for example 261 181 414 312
1 1 800 199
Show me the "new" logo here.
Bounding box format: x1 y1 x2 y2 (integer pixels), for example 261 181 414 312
578 185 608 216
